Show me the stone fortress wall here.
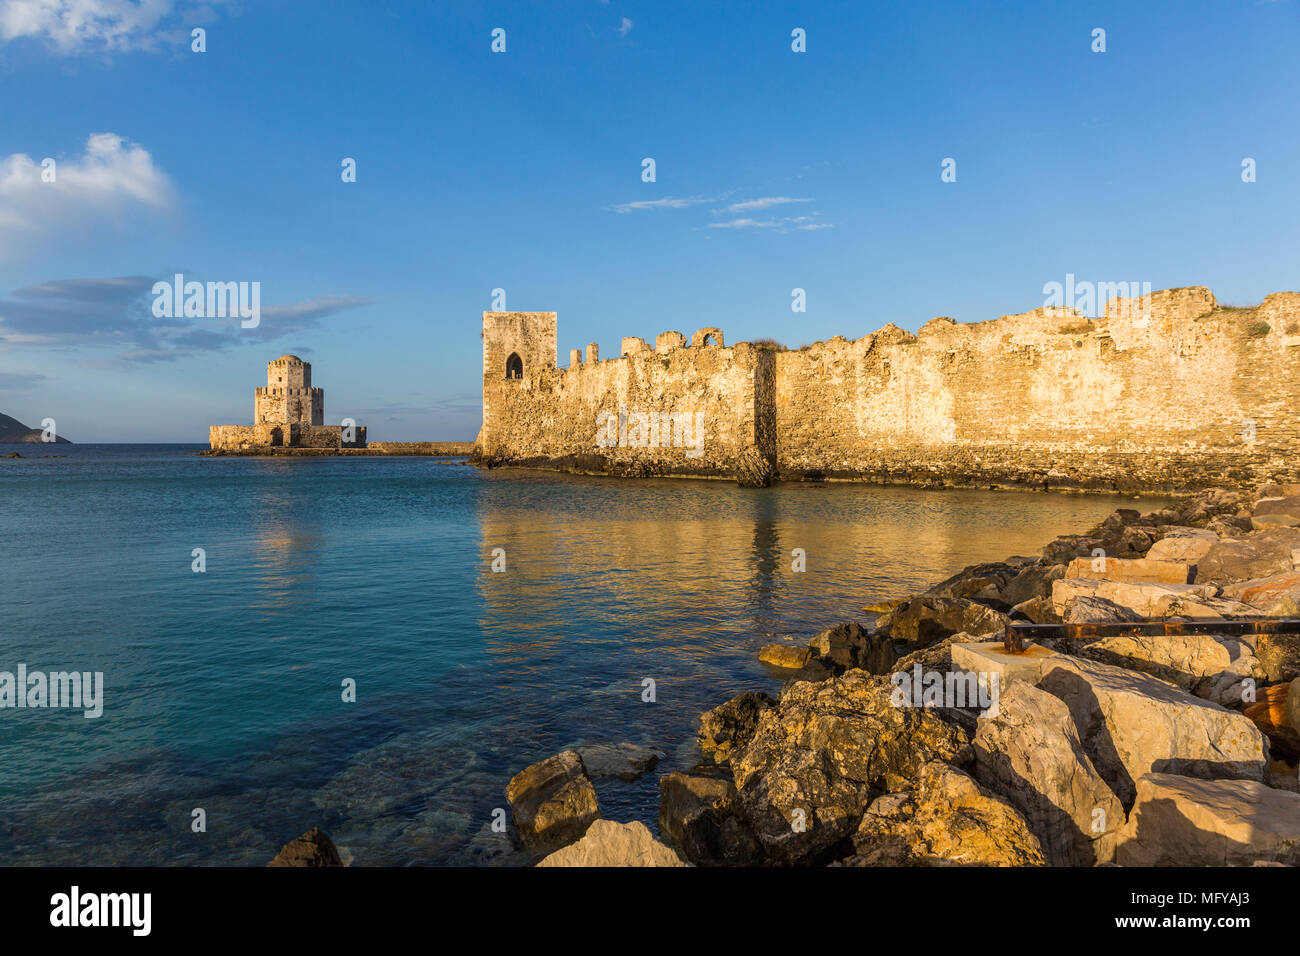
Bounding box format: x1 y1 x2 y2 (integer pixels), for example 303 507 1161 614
475 287 1300 491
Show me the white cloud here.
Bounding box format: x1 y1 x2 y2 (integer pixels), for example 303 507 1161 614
617 16 632 36
605 195 713 213
0 132 174 256
719 196 811 214
0 0 222 53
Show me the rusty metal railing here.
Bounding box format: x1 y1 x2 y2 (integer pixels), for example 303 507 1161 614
1002 618 1300 654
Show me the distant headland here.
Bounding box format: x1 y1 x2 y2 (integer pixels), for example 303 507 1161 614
0 412 71 444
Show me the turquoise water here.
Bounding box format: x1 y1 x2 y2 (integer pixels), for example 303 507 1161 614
0 444 1168 865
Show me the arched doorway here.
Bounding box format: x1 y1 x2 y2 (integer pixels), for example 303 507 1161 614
505 353 523 379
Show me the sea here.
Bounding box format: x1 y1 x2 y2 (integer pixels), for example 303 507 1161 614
0 443 1172 865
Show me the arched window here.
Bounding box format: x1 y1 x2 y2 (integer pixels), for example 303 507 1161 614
505 352 523 379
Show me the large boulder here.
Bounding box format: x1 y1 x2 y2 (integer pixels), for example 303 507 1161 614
1145 528 1218 564
731 672 971 864
1194 526 1300 585
839 761 1044 867
878 596 1010 648
574 742 664 781
920 562 1022 607
1078 633 1265 706
1059 595 1143 624
659 765 763 866
1290 679 1300 736
1257 634 1300 682
1050 577 1248 619
535 820 685 867
1064 556 1192 584
698 691 775 765
1252 494 1300 528
1116 773 1300 866
1220 571 1300 613
267 827 343 867
1037 656 1269 807
808 621 897 674
1000 563 1066 607
972 682 1123 866
505 750 600 851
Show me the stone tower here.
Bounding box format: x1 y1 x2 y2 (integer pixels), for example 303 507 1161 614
254 355 324 426
479 311 557 446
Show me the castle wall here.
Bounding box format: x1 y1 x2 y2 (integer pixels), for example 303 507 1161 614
479 289 1300 491
772 288 1300 489
479 315 759 477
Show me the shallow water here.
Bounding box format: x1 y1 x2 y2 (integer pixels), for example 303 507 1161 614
0 444 1171 864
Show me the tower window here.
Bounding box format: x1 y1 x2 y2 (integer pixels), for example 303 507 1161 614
505 353 523 379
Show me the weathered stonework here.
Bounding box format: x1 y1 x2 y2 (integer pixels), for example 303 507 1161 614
209 356 366 451
474 288 1300 491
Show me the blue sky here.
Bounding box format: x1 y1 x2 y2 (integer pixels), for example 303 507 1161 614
1 0 1297 442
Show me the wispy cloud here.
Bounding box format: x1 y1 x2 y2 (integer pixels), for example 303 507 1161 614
604 195 713 213
718 196 811 214
0 369 46 389
709 213 833 233
0 133 174 258
0 0 228 53
617 16 632 36
0 276 375 363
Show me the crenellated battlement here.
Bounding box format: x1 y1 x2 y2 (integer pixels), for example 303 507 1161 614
476 288 1300 490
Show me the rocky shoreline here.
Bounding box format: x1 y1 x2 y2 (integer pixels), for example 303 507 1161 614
272 483 1300 867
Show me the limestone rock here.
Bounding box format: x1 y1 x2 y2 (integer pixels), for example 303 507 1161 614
698 691 775 765
536 820 685 867
1000 563 1066 607
1221 571 1300 612
972 682 1123 866
1290 679 1300 735
731 671 971 864
1010 595 1061 624
759 643 811 669
659 765 762 866
920 562 1020 607
1038 656 1268 807
1060 594 1144 624
505 750 600 851
267 827 343 867
879 596 1010 648
1079 633 1264 706
1116 773 1300 866
575 742 664 781
808 620 897 674
1257 633 1300 682
1064 556 1192 584
840 761 1044 867
1051 577 1225 618
1194 526 1300 585
1145 528 1218 564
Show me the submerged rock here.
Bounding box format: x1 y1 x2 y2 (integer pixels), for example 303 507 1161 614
505 750 600 851
698 691 775 766
659 765 762 867
972 682 1122 866
536 820 685 867
575 743 664 781
758 643 811 669
731 671 971 864
267 827 343 867
840 761 1044 867
1117 773 1300 866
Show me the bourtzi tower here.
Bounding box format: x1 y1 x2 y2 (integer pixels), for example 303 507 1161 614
209 355 366 451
